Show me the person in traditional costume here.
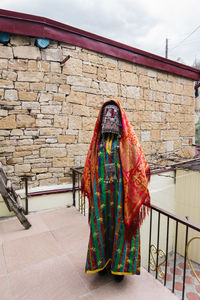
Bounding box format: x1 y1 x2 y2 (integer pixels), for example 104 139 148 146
81 99 150 281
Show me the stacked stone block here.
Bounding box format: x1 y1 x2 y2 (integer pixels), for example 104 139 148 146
0 35 195 189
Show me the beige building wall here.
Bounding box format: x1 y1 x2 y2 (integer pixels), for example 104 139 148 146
195 94 200 123
175 169 200 264
0 34 195 192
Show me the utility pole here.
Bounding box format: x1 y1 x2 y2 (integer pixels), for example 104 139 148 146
165 38 168 59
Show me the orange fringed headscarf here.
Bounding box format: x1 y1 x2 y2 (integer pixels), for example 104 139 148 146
81 99 151 241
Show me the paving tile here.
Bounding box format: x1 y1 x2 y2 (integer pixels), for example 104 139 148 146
41 207 86 230
3 231 64 273
0 244 7 276
8 255 89 300
0 221 4 245
1 207 198 300
51 222 89 254
195 285 200 293
178 262 190 269
0 214 49 242
68 248 113 291
175 281 183 291
190 270 200 279
0 275 12 300
170 267 182 275
89 268 179 300
78 293 94 299
185 275 194 285
186 292 200 300
159 253 200 300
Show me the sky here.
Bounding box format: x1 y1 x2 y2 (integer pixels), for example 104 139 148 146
1 0 200 67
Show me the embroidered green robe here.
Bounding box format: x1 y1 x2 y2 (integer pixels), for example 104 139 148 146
85 134 140 275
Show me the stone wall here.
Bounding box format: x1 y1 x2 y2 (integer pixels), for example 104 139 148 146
195 94 200 123
0 34 195 189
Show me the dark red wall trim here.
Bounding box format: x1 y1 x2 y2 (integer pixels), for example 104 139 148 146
0 9 200 80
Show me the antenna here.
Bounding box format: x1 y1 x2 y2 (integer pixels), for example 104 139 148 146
165 38 168 59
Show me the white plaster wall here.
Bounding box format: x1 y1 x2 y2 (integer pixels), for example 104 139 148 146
141 171 176 268
0 184 73 217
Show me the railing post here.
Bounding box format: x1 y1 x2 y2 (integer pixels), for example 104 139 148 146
182 226 189 300
84 196 86 216
156 212 161 279
164 216 169 286
172 221 178 293
78 173 80 212
21 176 29 215
72 169 76 207
148 208 152 272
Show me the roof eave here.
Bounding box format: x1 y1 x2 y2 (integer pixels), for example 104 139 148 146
0 9 200 81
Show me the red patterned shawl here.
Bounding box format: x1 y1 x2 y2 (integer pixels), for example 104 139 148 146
81 99 151 241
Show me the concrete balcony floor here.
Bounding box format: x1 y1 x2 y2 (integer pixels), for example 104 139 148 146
0 207 178 300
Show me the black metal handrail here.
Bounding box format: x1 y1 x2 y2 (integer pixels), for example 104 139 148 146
71 167 200 300
71 167 85 214
147 203 200 300
22 175 77 215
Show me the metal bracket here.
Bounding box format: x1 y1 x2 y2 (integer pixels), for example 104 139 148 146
149 244 166 279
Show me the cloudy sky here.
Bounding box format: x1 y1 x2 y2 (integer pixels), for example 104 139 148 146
1 0 200 66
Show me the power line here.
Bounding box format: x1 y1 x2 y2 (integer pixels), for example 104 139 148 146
170 24 200 51
170 38 200 48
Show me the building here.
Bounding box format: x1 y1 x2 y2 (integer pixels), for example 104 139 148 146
0 9 200 299
0 9 200 193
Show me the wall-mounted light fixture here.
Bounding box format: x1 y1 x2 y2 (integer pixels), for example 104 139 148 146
0 32 10 44
35 38 50 49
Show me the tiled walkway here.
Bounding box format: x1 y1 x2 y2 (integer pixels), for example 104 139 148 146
0 207 178 300
159 253 200 300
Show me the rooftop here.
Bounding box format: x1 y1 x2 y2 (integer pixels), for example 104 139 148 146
0 207 178 300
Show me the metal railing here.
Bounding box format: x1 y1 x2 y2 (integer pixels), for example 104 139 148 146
148 204 200 300
71 167 200 300
71 167 85 215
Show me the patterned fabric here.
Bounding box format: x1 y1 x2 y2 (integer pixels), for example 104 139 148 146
101 104 122 135
86 134 140 275
81 99 150 241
